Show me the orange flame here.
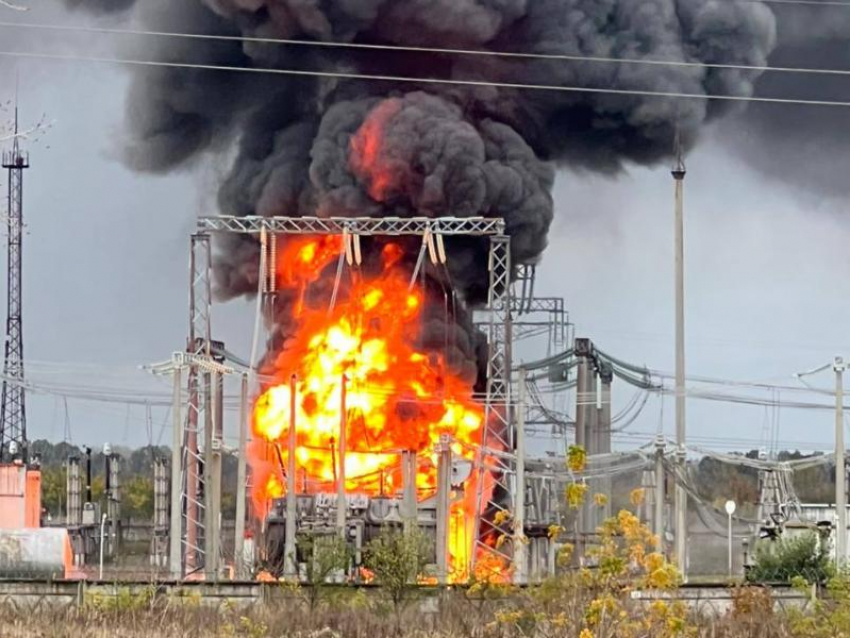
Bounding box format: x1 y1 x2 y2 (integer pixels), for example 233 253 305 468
252 239 485 580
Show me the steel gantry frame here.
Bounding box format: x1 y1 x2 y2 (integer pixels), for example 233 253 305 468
0 114 28 463
196 215 515 579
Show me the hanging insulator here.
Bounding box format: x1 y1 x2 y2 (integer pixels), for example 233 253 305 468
436 234 447 265
269 233 278 293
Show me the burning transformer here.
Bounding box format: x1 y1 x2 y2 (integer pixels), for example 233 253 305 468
263 449 475 578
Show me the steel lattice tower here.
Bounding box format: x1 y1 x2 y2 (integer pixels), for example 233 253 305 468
0 111 29 463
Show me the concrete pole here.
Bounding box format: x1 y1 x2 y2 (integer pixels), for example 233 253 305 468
514 367 527 585
836 358 846 567
584 363 598 534
575 353 588 545
672 154 688 576
402 451 418 534
654 436 665 546
435 435 451 585
204 371 222 580
598 365 613 522
234 374 248 579
575 355 588 450
169 367 183 579
284 374 298 579
336 375 347 537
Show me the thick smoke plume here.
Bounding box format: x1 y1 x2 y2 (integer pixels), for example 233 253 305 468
101 0 776 373
725 2 850 197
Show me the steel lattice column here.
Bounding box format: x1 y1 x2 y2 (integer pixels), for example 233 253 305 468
0 125 29 463
471 234 515 575
183 233 212 575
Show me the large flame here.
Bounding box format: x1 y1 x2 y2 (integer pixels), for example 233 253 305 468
250 238 485 580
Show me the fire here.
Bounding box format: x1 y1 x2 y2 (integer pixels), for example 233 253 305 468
252 239 485 580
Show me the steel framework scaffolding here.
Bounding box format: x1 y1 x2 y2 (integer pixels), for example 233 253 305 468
196 215 516 576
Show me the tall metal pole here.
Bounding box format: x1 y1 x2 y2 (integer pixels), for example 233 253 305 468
169 367 183 578
836 357 846 567
234 374 248 579
336 375 347 536
514 367 527 585
284 374 298 579
672 148 688 576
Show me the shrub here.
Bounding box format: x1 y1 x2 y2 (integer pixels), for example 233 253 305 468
747 531 833 585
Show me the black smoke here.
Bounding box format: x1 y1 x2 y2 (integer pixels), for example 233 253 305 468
724 2 850 197
100 0 776 372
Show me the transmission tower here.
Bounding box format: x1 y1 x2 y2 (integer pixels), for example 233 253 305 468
0 110 29 462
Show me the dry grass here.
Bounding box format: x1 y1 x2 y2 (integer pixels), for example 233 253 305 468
0 585 810 638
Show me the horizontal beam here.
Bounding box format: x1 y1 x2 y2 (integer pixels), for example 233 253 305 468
197 215 505 236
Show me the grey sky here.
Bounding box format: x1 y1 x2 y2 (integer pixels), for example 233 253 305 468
1 3 848 455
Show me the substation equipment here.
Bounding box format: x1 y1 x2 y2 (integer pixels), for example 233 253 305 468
144 216 609 584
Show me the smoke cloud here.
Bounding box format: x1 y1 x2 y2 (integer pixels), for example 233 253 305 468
102 0 776 372
724 3 850 197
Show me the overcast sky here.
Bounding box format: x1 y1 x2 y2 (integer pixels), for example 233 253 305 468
1 3 849 455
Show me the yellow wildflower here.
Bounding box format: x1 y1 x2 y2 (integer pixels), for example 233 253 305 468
567 445 587 473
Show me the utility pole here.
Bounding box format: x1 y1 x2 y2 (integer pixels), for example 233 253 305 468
654 436 665 545
169 367 183 578
234 374 248 579
0 108 29 463
284 374 298 579
836 357 846 567
672 140 688 576
514 367 527 585
336 375 347 536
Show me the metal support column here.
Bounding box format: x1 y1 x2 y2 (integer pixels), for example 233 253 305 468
184 233 213 575
471 234 514 574
0 116 29 463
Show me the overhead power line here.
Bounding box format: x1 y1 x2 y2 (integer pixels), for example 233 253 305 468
4 20 850 80
3 49 850 110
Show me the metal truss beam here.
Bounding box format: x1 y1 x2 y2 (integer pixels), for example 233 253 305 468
197 215 505 236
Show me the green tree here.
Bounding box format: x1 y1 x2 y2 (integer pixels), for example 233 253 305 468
364 527 431 630
297 532 351 611
123 476 154 520
39 466 65 518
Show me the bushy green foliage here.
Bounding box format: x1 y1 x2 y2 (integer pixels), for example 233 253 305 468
747 531 833 584
364 527 431 620
296 531 351 611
